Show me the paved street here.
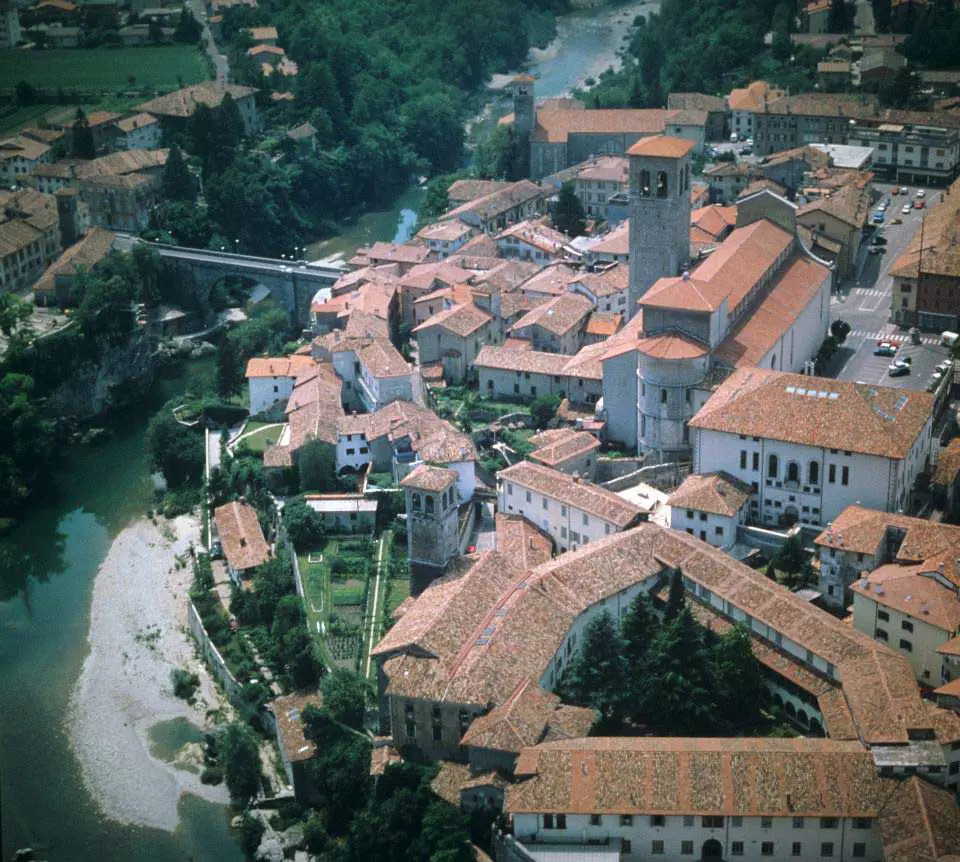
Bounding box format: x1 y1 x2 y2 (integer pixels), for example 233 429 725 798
830 182 951 391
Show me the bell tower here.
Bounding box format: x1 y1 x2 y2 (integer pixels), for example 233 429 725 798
511 74 535 140
626 135 694 318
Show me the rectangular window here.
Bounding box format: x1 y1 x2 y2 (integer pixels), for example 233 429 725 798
683 815 694 827
899 639 913 652
700 512 708 522
681 841 694 855
853 844 866 858
570 531 580 544
650 815 665 827
543 814 554 829
715 526 723 536
542 497 548 510
902 620 913 633
432 725 442 741
761 843 774 857
556 814 566 829
740 450 747 469
731 843 744 856
590 814 601 826
561 505 567 516
732 817 743 828
792 843 802 857
620 815 633 827
841 466 849 486
753 452 759 471
525 491 531 503
878 610 890 622
622 840 631 854
829 464 836 483
561 527 567 539
582 513 589 526
820 818 838 829
702 816 724 828
821 843 834 858
652 841 664 855
761 817 773 828
793 817 804 828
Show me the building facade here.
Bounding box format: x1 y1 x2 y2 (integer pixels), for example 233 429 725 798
401 464 461 573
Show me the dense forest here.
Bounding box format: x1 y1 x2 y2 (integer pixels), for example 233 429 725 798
152 0 567 255
580 0 827 110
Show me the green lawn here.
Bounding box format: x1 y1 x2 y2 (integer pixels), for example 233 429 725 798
385 577 410 617
0 46 208 91
236 423 282 455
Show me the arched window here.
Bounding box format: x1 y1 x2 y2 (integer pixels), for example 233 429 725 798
639 169 651 197
425 495 435 514
787 462 800 483
656 170 668 198
768 454 779 478
411 493 421 511
809 462 820 485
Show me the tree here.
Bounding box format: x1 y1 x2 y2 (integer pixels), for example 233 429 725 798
552 182 586 237
474 124 522 181
621 591 659 668
174 6 202 42
830 319 851 344
321 668 370 729
562 611 627 727
828 0 853 32
640 606 716 735
872 0 892 31
530 393 562 429
161 144 197 202
282 496 326 549
221 721 262 806
14 81 36 108
145 408 205 488
215 335 243 398
711 624 764 731
298 438 337 492
71 107 95 159
402 91 464 172
664 567 685 621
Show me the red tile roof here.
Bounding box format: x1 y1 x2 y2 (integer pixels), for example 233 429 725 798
627 135 694 159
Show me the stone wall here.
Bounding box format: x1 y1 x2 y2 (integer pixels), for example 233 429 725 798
187 598 248 710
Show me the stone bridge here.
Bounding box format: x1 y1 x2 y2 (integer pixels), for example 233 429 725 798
118 236 347 326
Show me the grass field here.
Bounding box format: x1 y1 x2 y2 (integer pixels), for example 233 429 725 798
0 46 208 91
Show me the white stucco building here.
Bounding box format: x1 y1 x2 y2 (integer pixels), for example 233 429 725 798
245 355 317 416
497 461 644 552
689 368 934 530
667 470 751 549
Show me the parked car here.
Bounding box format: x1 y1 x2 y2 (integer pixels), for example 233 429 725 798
872 235 888 245
916 189 926 198
868 245 887 255
889 360 911 377
915 199 925 209
878 201 888 212
874 342 897 356
902 203 914 215
741 146 753 155
937 360 953 374
892 187 900 195
900 186 909 195
872 211 886 224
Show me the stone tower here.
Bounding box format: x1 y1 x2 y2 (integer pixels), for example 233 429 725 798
626 136 694 317
511 74 536 140
400 464 460 579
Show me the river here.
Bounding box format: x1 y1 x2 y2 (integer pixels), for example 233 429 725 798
0 5 646 859
306 0 649 266
0 358 244 862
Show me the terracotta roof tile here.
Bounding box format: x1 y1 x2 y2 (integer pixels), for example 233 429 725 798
413 302 492 338
509 737 896 816
689 367 933 460
499 461 643 527
244 355 315 379
213 500 270 571
136 82 257 119
400 463 458 492
627 135 694 159
879 776 960 862
667 471 752 517
529 429 601 469
532 109 665 144
509 292 593 337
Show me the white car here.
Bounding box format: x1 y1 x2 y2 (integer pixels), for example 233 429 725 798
901 203 913 215
916 189 925 198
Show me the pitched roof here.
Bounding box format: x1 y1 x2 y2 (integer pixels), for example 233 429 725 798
76 148 168 179
889 177 960 281
136 82 257 119
281 361 344 449
517 262 580 297
244 355 315 379
852 563 960 633
798 182 871 229
529 428 601 470
509 292 593 337
494 513 554 572
569 264 629 299
269 693 322 764
815 505 960 562
441 180 545 224
0 135 51 162
445 179 512 204
508 737 897 817
642 220 794 314
459 679 594 754
689 367 934 460
635 332 708 360
356 337 412 379
627 135 694 159
499 461 643 527
247 25 278 40
532 109 666 144
400 463 458 493
667 471 753 517
412 302 492 338
213 500 270 571
712 252 831 369
933 438 960 487
32 228 116 293
497 219 572 256
728 81 783 113
879 776 960 862
667 92 727 113
114 112 159 134
584 311 622 337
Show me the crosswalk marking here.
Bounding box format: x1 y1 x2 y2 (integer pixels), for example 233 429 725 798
848 329 939 345
851 288 886 298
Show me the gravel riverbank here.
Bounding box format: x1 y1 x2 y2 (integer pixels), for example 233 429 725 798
68 515 232 831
